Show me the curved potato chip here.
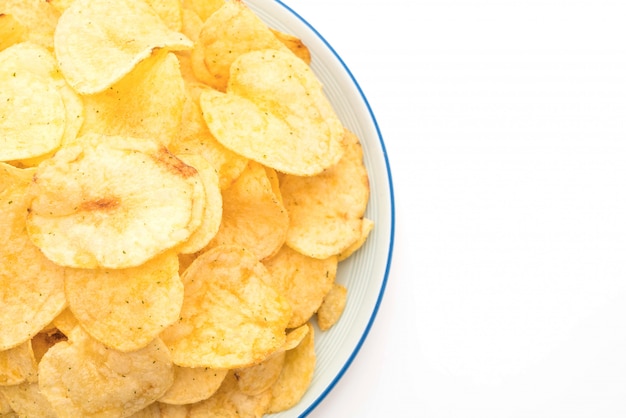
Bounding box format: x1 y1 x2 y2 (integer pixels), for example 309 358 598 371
26 134 205 269
338 217 374 261
267 323 316 414
79 50 186 147
158 366 227 405
158 402 190 418
0 382 56 418
129 402 161 418
0 341 37 386
0 13 27 51
0 0 58 50
263 245 337 328
280 128 370 258
54 0 192 94
316 283 348 331
65 251 183 352
234 351 286 396
161 246 292 369
0 163 66 351
206 161 288 260
270 29 311 64
38 329 174 418
200 49 344 176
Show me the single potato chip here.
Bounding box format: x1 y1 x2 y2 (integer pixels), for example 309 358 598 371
280 128 370 258
161 246 292 369
0 341 37 386
0 382 56 418
267 323 316 414
270 29 311 64
234 351 286 396
338 217 374 261
206 161 288 260
38 329 174 418
54 0 192 94
158 366 227 405
26 134 206 269
79 50 186 147
263 245 337 328
64 251 184 352
0 163 66 351
201 49 344 176
316 283 348 331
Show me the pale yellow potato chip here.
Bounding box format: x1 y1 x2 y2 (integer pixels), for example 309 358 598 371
26 134 205 269
79 50 185 147
0 0 59 50
192 0 289 91
263 245 337 328
65 251 184 352
201 49 344 176
38 328 174 418
280 128 370 258
182 0 225 22
0 14 27 51
338 217 374 261
175 154 222 254
146 0 183 31
206 161 288 260
158 366 227 405
0 341 37 386
267 323 316 414
234 351 286 396
0 163 66 351
54 0 192 94
270 29 312 65
161 246 292 369
0 382 56 418
316 283 348 331
188 371 271 418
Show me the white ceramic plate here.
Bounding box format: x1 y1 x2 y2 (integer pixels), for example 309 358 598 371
244 1 396 416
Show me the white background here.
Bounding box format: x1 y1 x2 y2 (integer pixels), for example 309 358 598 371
282 1 626 417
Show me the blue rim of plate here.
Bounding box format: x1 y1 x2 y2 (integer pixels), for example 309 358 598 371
244 1 396 416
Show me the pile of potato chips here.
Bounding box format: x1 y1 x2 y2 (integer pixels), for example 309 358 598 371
0 0 372 416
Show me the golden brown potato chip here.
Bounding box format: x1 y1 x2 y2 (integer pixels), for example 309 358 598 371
158 366 227 405
280 128 370 258
201 49 344 176
175 154 222 254
338 217 374 261
263 245 337 328
0 341 37 386
54 0 192 94
0 13 27 51
79 50 186 147
234 351 286 396
65 251 184 352
0 0 58 50
0 382 56 418
206 161 288 260
282 324 311 352
26 134 205 269
0 163 66 351
38 328 174 418
267 323 316 414
188 371 271 418
0 42 83 165
271 29 312 64
161 246 292 369
316 283 348 331
191 0 289 91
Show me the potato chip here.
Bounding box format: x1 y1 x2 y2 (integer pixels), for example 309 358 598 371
0 163 66 351
161 246 292 369
146 0 183 31
280 128 371 258
200 49 344 176
38 328 174 418
26 134 205 269
0 0 58 50
65 250 184 352
338 217 374 261
78 50 186 147
158 402 190 418
188 371 272 418
158 365 227 405
191 0 290 91
51 309 79 337
128 402 161 418
234 351 286 396
263 245 337 328
0 13 27 51
316 283 348 331
282 324 311 351
182 0 225 22
30 328 68 363
0 341 37 386
206 161 288 260
267 323 316 414
270 29 312 65
0 42 83 165
0 382 56 418
175 154 222 254
54 0 192 94
0 391 12 415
